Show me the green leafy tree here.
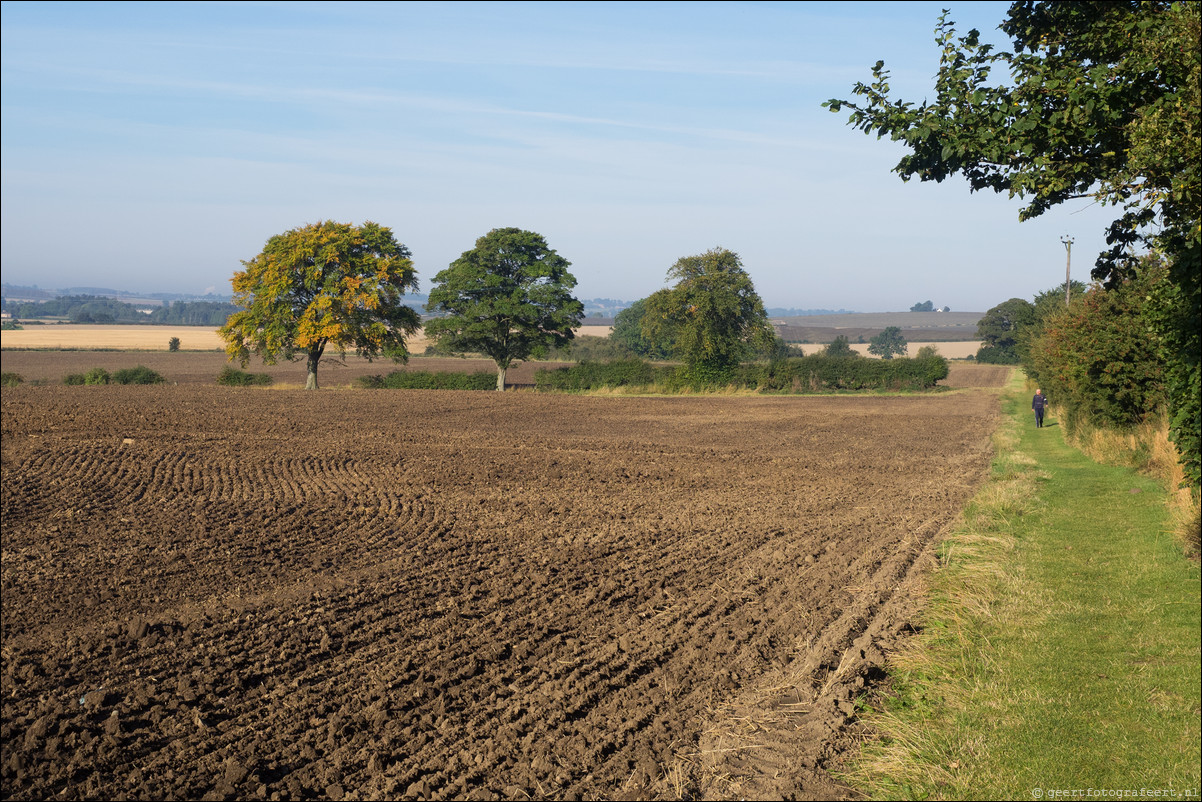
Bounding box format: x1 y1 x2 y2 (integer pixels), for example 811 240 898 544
1027 266 1168 432
910 300 934 312
219 220 420 390
867 326 908 360
824 335 857 358
610 299 674 360
976 298 1036 364
642 248 774 384
424 228 583 391
1019 280 1088 367
825 0 1199 488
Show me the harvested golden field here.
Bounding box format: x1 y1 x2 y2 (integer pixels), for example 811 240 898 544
1 325 227 351
1 325 436 355
0 370 1006 800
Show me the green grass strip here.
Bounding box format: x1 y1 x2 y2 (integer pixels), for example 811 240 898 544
847 372 1201 800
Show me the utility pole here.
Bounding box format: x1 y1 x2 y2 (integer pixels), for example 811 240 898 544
1060 235 1074 306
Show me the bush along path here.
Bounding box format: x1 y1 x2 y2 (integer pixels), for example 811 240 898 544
846 372 1202 800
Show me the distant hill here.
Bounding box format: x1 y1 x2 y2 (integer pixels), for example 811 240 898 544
771 311 985 344
2 283 230 305
772 311 983 329
765 307 854 317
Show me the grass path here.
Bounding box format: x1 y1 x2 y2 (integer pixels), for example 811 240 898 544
847 374 1201 800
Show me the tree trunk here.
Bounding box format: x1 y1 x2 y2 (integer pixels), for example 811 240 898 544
305 346 322 390
495 363 507 392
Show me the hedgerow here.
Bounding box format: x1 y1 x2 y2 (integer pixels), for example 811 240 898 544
112 366 166 385
356 370 496 390
217 366 273 386
534 353 949 393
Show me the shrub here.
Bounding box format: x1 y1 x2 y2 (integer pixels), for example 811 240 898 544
113 365 166 385
534 354 950 393
1026 268 1168 434
534 359 674 391
168 337 181 352
217 366 273 386
1 372 24 388
63 373 85 386
357 370 495 390
84 368 110 386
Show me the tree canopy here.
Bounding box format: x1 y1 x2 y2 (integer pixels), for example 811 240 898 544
641 248 774 383
609 299 674 360
826 0 1199 487
424 228 583 391
824 335 857 358
219 221 420 390
867 326 908 360
1026 267 1168 431
976 297 1036 364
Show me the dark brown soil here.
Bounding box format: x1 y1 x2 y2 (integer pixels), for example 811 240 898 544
1 362 1004 800
0 350 560 388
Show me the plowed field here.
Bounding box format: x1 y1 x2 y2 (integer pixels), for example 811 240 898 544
1 377 1004 800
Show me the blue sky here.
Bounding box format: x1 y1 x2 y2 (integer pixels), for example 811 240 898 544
2 1 1119 312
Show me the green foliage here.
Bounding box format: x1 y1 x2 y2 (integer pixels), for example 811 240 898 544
168 336 181 352
609 299 674 360
543 335 637 362
976 298 1035 364
642 247 774 383
751 335 795 362
5 294 144 323
1027 267 1168 433
63 365 164 385
1018 280 1089 365
823 335 857 358
2 297 240 326
745 353 947 392
150 301 240 325
217 366 273 386
827 0 1199 489
424 228 583 391
356 370 496 390
535 353 949 394
219 220 421 390
1 371 24 388
112 366 165 385
910 300 934 312
1143 253 1202 489
867 326 908 359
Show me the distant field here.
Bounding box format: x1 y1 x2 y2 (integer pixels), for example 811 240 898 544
0 324 429 353
2 324 227 351
771 311 984 329
794 341 982 359
0 323 977 357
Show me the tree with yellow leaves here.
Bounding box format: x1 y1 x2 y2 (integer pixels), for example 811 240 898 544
219 221 420 390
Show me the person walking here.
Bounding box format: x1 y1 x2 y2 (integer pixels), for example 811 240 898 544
1032 388 1048 428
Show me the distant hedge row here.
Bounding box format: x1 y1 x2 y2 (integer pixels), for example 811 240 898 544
217 366 273 386
740 353 949 392
63 366 165 385
357 370 496 390
535 354 949 393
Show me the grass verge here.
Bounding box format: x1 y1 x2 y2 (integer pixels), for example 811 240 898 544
844 371 1202 799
